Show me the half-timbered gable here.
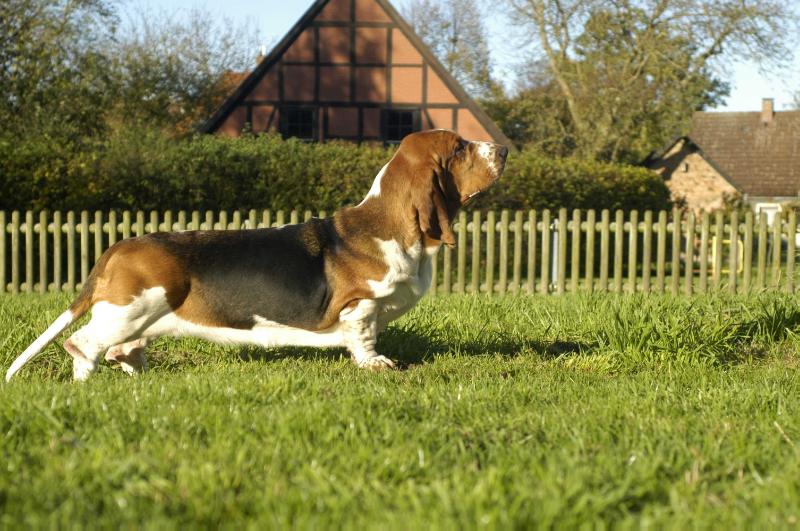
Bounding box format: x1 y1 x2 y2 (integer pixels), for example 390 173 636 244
200 0 510 145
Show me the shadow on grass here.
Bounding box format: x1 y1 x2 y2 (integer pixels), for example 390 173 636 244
233 326 590 370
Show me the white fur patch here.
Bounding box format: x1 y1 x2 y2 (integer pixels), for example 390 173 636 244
77 287 347 353
365 238 435 331
357 162 390 206
142 312 344 348
476 141 500 177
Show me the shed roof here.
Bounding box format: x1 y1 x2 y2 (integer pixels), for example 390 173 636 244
649 104 800 198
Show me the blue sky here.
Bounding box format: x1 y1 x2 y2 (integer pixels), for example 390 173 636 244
131 0 799 112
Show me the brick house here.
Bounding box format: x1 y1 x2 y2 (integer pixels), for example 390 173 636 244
646 99 800 214
200 0 510 146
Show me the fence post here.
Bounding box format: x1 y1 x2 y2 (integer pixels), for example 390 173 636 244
642 211 652 294
443 237 452 295
10 211 19 294
122 211 132 239
471 211 481 294
671 208 681 296
430 246 438 297
38 211 48 294
685 211 695 296
457 211 467 293
66 211 76 292
54 211 62 292
628 210 638 294
729 211 739 294
498 210 509 295
149 211 159 233
512 210 523 292
486 210 496 295
757 212 767 289
94 211 103 265
570 209 581 294
614 209 624 294
541 210 551 294
163 211 174 232
557 208 568 295
772 211 782 288
743 211 753 293
585 209 596 294
600 209 610 293
713 211 723 290
108 211 118 247
527 210 537 294
699 212 710 294
80 211 89 289
135 211 145 236
656 211 667 294
787 210 796 294
25 211 34 293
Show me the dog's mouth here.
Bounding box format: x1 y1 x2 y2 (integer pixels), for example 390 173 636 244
461 176 501 205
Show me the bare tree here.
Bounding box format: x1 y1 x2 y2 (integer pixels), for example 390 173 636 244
504 0 799 161
108 6 262 134
403 0 495 99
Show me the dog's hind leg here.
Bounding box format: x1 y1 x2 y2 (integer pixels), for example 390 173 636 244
64 289 171 381
105 338 150 375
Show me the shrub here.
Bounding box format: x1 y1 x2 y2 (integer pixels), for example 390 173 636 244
0 128 672 213
488 151 672 212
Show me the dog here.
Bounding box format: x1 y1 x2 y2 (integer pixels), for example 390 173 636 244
5 129 507 381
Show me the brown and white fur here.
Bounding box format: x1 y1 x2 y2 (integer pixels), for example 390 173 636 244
5 130 507 381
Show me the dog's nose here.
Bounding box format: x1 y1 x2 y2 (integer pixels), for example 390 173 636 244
498 146 509 160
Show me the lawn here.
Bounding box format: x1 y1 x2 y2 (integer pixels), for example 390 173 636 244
1 293 799 529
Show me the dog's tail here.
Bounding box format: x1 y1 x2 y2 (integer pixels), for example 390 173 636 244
5 284 94 382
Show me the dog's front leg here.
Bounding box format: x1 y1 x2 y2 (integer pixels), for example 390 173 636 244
339 299 395 371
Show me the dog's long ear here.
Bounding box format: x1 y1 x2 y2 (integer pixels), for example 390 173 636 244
413 167 457 248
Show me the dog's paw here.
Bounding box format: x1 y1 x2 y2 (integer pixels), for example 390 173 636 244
357 355 396 372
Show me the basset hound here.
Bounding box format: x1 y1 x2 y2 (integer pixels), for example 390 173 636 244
6 130 508 381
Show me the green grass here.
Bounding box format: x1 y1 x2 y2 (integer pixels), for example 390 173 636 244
1 293 800 529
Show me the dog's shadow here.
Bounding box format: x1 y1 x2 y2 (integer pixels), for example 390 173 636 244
235 325 588 369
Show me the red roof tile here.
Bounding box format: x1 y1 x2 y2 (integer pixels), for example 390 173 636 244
687 108 800 197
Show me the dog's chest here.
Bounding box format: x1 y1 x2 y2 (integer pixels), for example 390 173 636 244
368 239 436 318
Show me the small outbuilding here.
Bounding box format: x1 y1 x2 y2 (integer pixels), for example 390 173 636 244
645 99 800 213
200 0 510 146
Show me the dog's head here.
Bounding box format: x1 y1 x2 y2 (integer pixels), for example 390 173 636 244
387 129 508 248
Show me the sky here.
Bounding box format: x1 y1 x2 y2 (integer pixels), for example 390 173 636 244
130 0 800 112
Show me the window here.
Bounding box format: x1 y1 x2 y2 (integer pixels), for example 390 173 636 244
383 109 419 143
281 107 316 140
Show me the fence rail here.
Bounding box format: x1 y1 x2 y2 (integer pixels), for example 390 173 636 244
1 208 798 296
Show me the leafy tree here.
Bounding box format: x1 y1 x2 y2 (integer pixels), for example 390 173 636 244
502 0 799 162
0 0 117 137
402 0 495 99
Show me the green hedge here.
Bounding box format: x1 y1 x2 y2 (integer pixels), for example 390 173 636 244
0 129 671 212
